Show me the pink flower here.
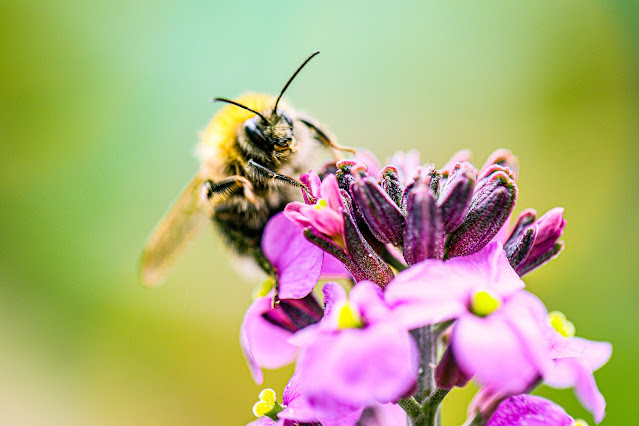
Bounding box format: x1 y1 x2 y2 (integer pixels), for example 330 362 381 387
284 171 345 240
386 241 551 394
290 282 418 419
543 314 612 423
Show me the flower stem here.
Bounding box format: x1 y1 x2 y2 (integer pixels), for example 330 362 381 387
398 396 423 420
410 325 436 403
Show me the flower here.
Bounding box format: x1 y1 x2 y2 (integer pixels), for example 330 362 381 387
386 241 551 393
290 282 418 419
485 395 575 426
543 312 612 423
285 171 345 240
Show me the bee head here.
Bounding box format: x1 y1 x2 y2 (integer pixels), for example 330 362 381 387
245 111 294 152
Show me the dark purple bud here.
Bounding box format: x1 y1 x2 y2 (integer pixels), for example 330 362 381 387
403 171 445 264
438 163 476 233
335 160 358 193
480 149 519 181
516 208 566 275
440 149 473 179
504 225 537 270
446 171 518 258
380 166 404 208
435 346 471 390
505 209 537 244
475 164 517 195
401 165 441 211
350 175 405 246
261 293 323 333
503 209 538 269
343 210 394 287
517 242 564 276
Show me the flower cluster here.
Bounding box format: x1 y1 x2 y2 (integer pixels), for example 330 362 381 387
241 149 611 426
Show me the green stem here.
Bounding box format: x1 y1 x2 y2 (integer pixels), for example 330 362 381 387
422 388 449 425
398 397 423 420
461 413 485 426
382 247 408 271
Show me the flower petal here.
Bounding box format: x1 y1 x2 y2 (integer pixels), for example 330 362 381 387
297 322 418 408
451 295 548 393
486 395 573 426
240 295 298 385
262 213 323 300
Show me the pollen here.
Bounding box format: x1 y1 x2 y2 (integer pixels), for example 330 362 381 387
572 419 588 426
314 198 328 210
470 290 502 317
548 311 576 338
252 388 277 418
337 302 363 329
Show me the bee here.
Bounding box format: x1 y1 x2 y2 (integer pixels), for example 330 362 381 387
140 52 352 287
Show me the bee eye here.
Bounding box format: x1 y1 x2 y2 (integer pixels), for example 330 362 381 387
245 120 267 145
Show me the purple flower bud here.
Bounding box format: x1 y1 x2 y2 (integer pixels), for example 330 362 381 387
435 346 471 390
503 209 538 269
438 163 476 233
403 170 445 264
380 166 404 208
446 171 517 258
343 210 395 287
350 174 405 246
480 149 519 181
514 208 566 276
335 160 358 193
440 149 473 179
401 165 441 212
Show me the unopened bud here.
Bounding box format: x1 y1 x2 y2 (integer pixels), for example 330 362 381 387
516 208 566 276
403 172 445 264
350 175 405 246
380 166 404 208
343 210 394 287
438 163 476 233
446 171 517 258
480 149 519 181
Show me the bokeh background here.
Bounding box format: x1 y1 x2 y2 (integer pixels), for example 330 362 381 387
1 0 638 424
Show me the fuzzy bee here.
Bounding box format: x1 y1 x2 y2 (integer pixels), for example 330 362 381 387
140 52 352 287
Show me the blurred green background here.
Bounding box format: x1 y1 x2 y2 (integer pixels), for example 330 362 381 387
1 0 637 424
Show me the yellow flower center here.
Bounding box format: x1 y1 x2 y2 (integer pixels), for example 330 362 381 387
314 198 328 210
337 302 363 329
471 290 502 317
572 419 588 426
549 311 576 338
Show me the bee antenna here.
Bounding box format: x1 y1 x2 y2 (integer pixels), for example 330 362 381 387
273 51 320 115
212 97 269 122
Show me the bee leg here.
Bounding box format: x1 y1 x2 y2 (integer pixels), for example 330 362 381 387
204 176 257 204
246 159 316 203
298 116 356 159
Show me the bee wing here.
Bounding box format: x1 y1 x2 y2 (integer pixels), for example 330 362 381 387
139 174 210 287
